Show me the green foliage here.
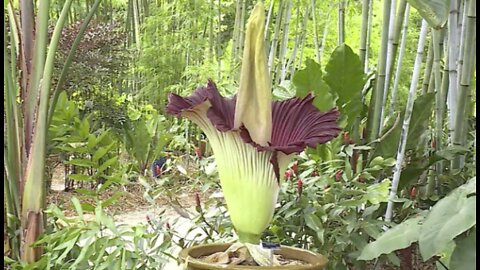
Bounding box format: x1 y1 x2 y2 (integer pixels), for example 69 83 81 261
324 44 366 130
419 177 476 260
450 229 476 270
292 58 335 112
359 214 426 260
122 104 172 175
359 177 476 268
4 202 172 269
373 92 436 159
49 92 122 194
264 147 398 269
406 0 451 29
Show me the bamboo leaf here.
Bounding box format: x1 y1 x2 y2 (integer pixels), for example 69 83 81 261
71 197 84 221
66 159 95 167
359 214 426 260
419 177 476 260
102 191 124 209
68 174 93 182
97 156 118 174
406 0 450 29
92 143 114 162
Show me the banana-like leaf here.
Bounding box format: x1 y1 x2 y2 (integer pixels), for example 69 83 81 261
407 0 450 29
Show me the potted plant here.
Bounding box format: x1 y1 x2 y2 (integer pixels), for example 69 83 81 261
166 3 341 269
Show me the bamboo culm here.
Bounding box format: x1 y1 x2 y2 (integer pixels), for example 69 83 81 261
368 0 392 142
385 20 428 223
452 0 476 169
359 0 370 70
446 0 460 136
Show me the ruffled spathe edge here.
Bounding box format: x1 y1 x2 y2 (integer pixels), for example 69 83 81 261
166 80 342 180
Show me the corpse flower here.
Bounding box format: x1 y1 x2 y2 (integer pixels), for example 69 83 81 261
166 3 340 245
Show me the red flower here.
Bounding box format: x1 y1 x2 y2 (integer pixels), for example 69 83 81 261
297 179 303 196
285 169 294 179
335 170 343 182
311 171 319 177
410 187 417 199
292 160 299 174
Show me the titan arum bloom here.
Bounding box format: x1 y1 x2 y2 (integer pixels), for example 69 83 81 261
166 3 340 244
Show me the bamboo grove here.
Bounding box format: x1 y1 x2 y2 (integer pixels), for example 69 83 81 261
4 0 476 265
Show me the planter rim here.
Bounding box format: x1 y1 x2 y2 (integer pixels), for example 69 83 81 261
178 243 328 270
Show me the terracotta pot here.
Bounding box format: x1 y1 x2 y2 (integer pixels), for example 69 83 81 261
178 243 328 270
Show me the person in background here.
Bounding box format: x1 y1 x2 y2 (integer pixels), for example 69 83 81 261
151 151 172 178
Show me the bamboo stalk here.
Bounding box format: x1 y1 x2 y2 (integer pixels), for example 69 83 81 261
311 0 320 63
385 20 429 223
364 0 373 72
421 41 434 94
452 0 476 169
238 0 247 56
318 4 333 65
446 0 460 137
217 0 222 81
381 0 407 129
132 0 141 50
232 0 243 65
338 0 346 45
456 0 469 90
359 0 370 70
368 0 392 142
281 3 300 83
296 6 310 72
277 0 292 84
432 29 445 183
265 0 275 40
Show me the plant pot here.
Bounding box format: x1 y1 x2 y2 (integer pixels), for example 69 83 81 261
178 243 328 270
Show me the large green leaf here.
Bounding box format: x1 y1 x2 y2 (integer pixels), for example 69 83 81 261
405 92 435 150
324 44 366 128
292 58 335 112
407 0 450 29
449 229 476 270
358 214 426 260
373 93 435 158
419 177 476 260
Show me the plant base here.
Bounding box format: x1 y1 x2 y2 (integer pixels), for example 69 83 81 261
178 243 328 270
